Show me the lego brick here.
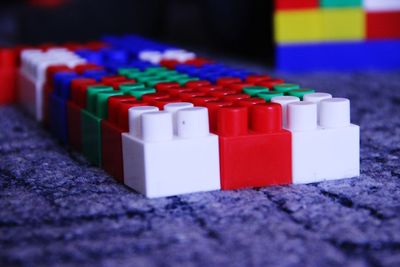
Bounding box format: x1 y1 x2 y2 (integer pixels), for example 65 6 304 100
321 8 365 41
81 86 122 166
320 0 361 8
367 11 400 39
274 9 322 43
273 95 359 183
0 48 17 104
211 104 292 190
275 0 319 10
364 0 400 11
122 104 220 198
274 8 364 43
276 40 400 71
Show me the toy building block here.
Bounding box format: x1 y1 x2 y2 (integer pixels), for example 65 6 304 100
81 85 123 166
213 104 292 190
272 94 359 183
274 9 322 43
276 40 400 71
364 0 400 11
18 49 86 121
275 0 318 10
0 48 18 104
320 0 361 8
321 8 365 41
122 103 220 198
367 11 400 39
101 96 151 182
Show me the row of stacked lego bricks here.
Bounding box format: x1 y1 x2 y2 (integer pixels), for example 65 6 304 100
274 0 400 71
16 35 359 198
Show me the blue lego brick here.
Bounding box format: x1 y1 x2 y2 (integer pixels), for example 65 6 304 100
276 40 400 72
49 93 68 144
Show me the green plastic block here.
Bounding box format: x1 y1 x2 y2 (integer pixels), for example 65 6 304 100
287 88 315 99
125 72 155 80
96 91 123 119
86 85 114 113
144 66 167 74
257 91 284 102
166 74 190 82
156 70 180 78
176 77 200 86
81 110 102 166
243 86 269 97
273 83 301 93
118 68 140 76
136 75 163 84
119 83 146 93
126 88 156 100
320 0 361 8
147 79 171 88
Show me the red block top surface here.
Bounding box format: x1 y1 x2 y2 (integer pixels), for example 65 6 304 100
107 95 136 125
117 101 149 132
275 0 318 10
155 82 180 92
256 79 285 88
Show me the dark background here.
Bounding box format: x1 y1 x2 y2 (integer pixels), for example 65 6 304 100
0 0 275 65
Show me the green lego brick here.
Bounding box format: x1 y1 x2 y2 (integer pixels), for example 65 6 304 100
320 0 361 8
144 66 168 74
119 83 146 93
166 74 190 82
243 86 269 97
96 91 123 119
273 83 301 93
126 88 156 100
136 74 163 84
81 110 102 166
86 85 114 113
287 88 315 100
156 70 180 78
257 91 284 102
118 67 140 76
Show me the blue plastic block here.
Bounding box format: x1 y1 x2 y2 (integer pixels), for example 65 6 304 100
49 93 68 143
82 69 109 81
276 40 400 72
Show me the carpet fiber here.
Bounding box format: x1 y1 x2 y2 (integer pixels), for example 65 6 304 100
1 70 400 267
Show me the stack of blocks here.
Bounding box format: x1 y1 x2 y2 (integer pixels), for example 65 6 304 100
275 0 400 71
0 35 359 198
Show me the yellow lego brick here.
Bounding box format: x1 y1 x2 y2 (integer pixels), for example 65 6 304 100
274 9 323 43
274 8 365 43
321 8 365 40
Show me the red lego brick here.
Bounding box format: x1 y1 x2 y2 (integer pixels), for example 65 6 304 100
67 78 97 151
196 85 223 93
153 98 182 109
215 104 292 190
246 74 271 84
0 48 17 104
184 80 211 88
191 96 219 106
101 75 127 84
160 59 180 69
183 57 213 66
367 11 400 39
101 97 146 182
222 94 251 102
216 77 242 86
236 98 266 107
142 92 170 103
256 79 285 88
225 83 255 93
155 82 181 92
205 101 233 132
209 89 236 98
105 79 136 90
275 0 319 10
179 91 206 102
74 63 104 74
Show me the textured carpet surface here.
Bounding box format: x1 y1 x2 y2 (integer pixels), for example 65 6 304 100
0 70 400 267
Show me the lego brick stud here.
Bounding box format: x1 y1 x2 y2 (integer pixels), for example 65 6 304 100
128 106 159 138
287 101 317 131
142 111 173 141
164 102 194 134
271 96 300 128
217 106 248 136
176 107 209 138
319 98 350 128
250 103 282 133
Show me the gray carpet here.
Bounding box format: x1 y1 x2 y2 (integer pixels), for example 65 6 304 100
1 71 400 267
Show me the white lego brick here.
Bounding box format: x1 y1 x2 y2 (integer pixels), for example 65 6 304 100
271 96 300 128
18 49 85 121
364 0 400 11
122 105 220 198
138 50 163 64
285 97 359 184
162 49 196 63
